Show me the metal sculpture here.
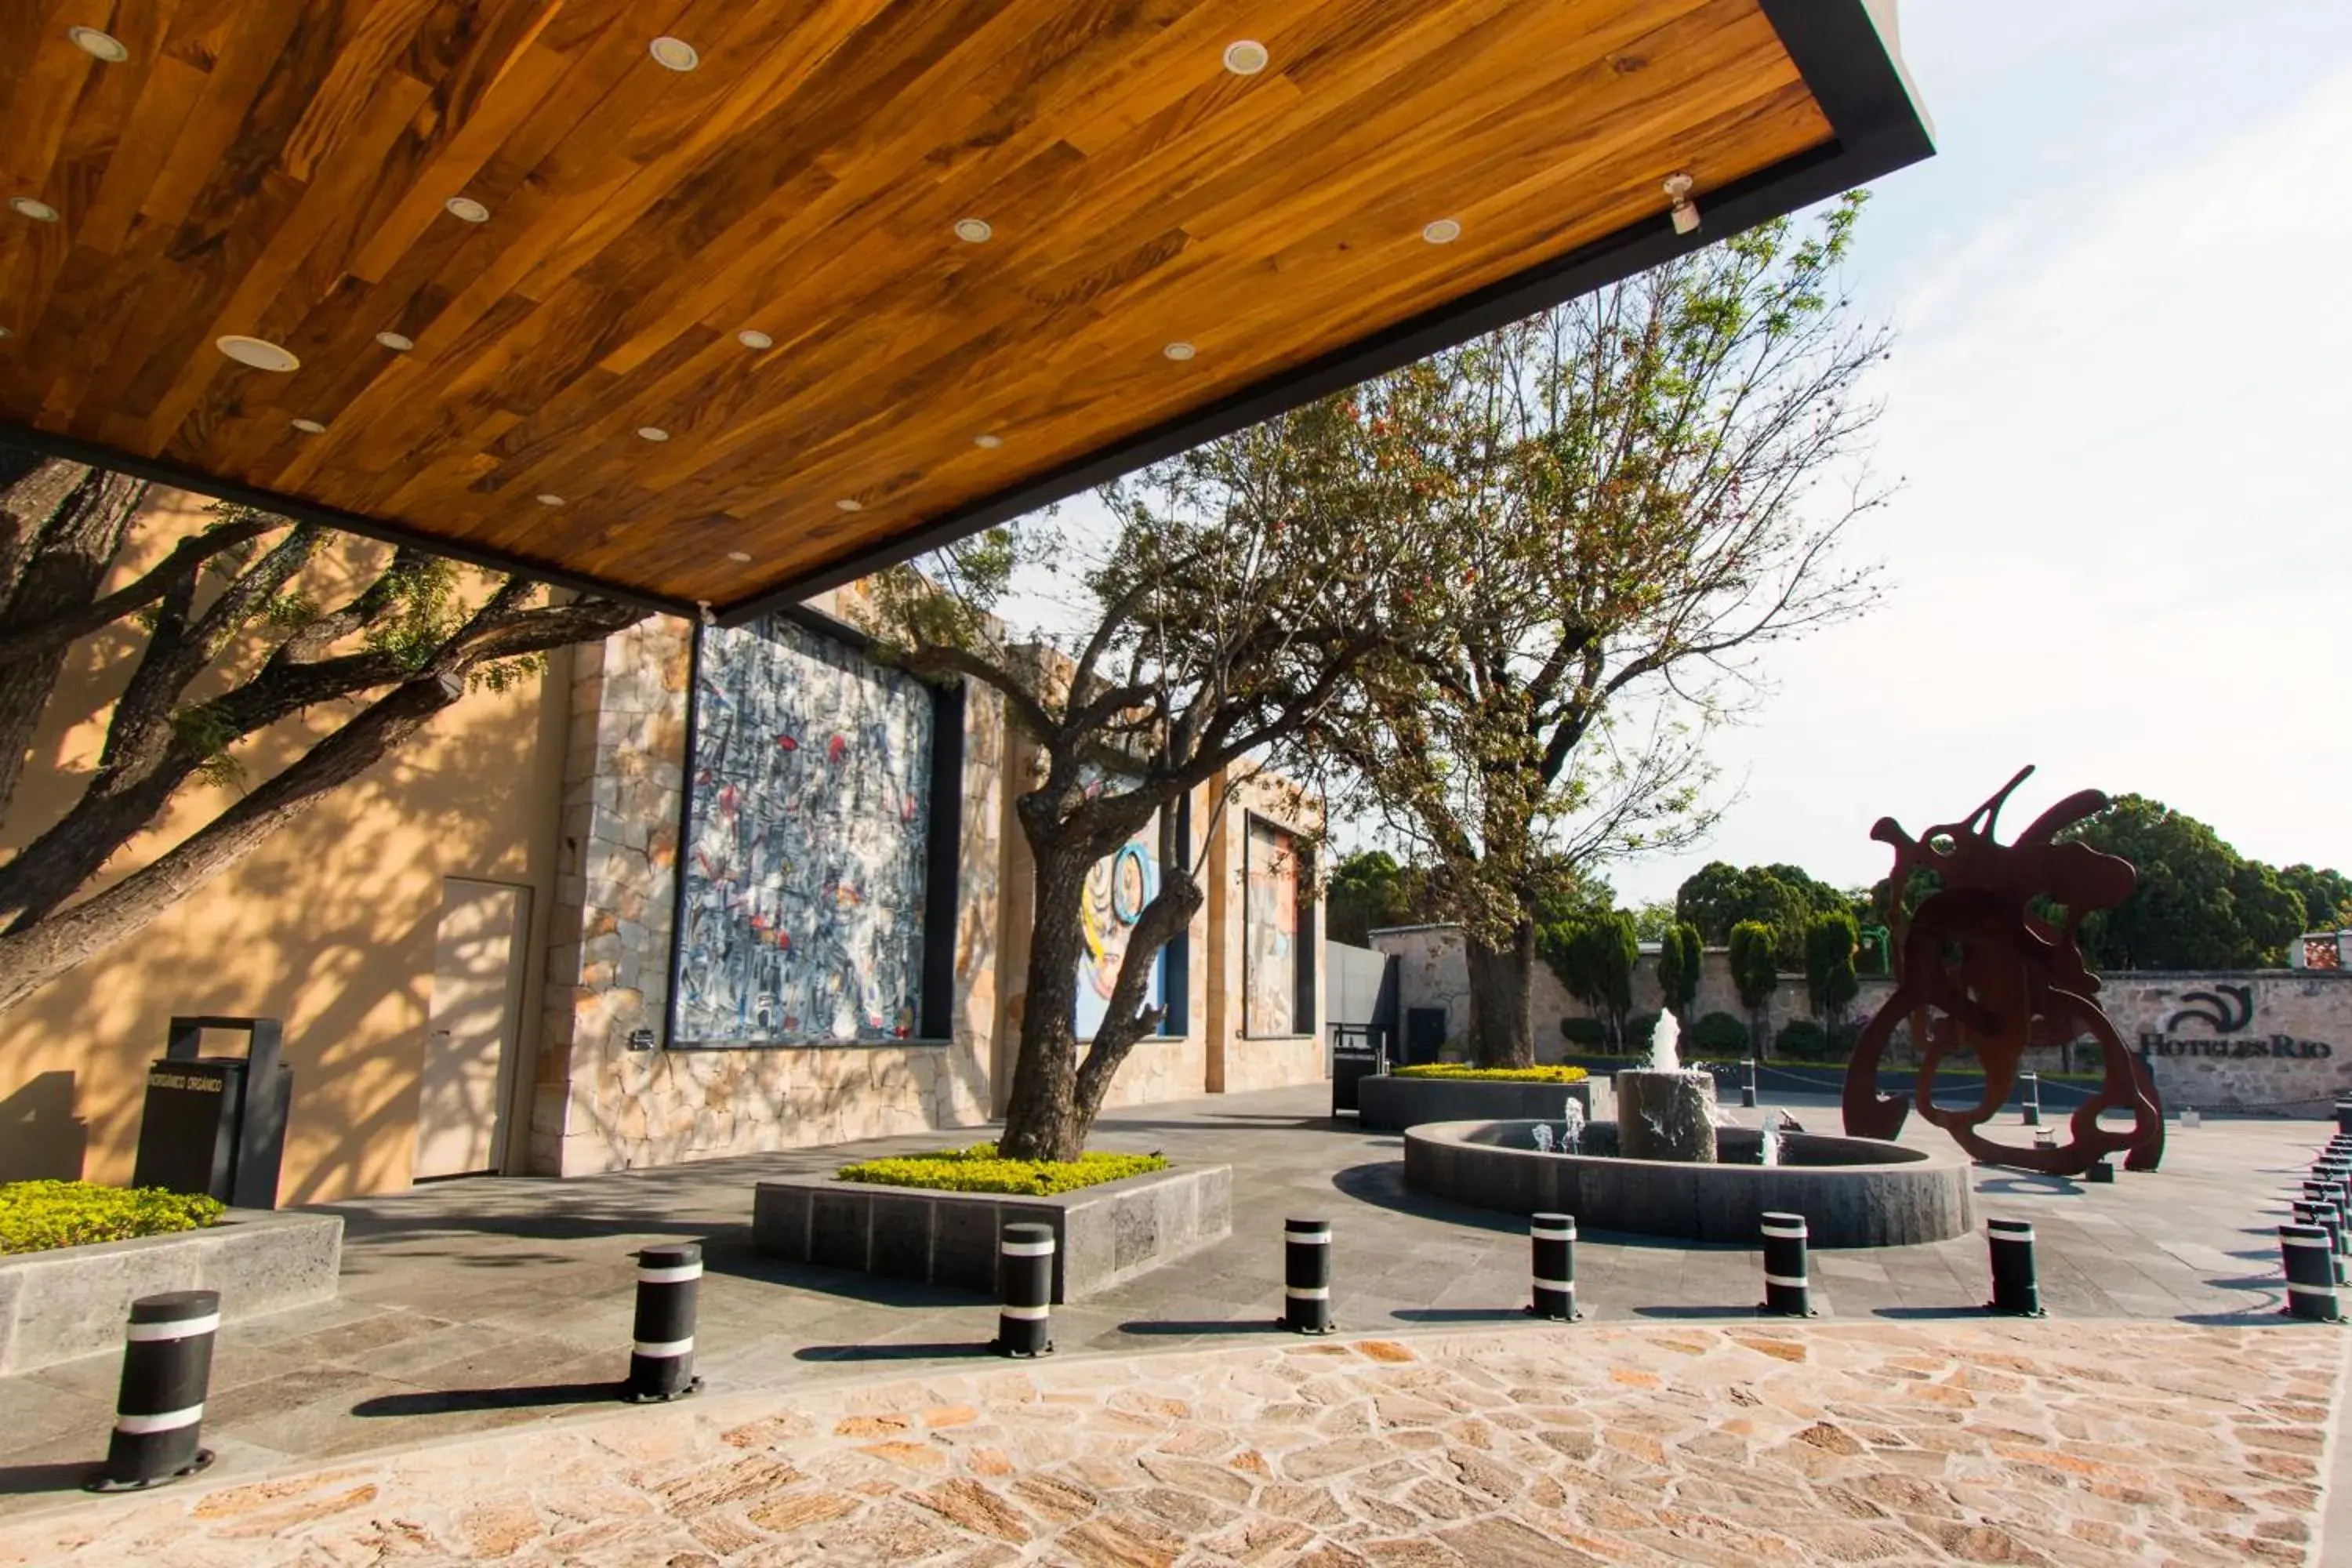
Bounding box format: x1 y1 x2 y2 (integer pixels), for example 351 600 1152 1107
1844 766 2165 1175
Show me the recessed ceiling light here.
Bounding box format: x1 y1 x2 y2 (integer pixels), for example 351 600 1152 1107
1223 40 1269 75
974 433 1002 448
535 493 565 506
67 26 128 62
737 328 773 350
290 417 327 434
649 36 699 71
216 335 299 372
9 197 59 223
1421 218 1462 245
637 426 670 441
1163 341 1196 361
374 330 414 352
726 550 752 564
953 217 993 244
444 195 490 223
835 498 863 513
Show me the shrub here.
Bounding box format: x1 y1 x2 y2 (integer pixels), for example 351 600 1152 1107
1623 1011 1661 1052
1392 1064 1590 1084
837 1143 1167 1196
1560 1017 1607 1049
1774 1019 1830 1061
1688 1011 1751 1058
0 1181 226 1256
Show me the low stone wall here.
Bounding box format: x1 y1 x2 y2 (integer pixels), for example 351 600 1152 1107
1356 1075 1613 1134
752 1163 1231 1304
1402 1120 1973 1247
0 1208 343 1376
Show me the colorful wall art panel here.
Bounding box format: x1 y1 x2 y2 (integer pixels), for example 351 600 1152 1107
1244 815 1299 1036
672 615 935 1044
1075 799 1163 1040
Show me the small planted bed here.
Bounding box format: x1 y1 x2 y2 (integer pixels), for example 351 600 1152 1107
836 1142 1167 1196
1 1180 225 1256
1359 1062 1610 1133
1390 1064 1588 1085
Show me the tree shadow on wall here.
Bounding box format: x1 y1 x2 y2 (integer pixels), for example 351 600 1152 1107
0 1071 87 1181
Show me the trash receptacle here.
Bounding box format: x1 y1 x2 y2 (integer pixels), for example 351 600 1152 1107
1330 1025 1385 1116
129 1017 291 1209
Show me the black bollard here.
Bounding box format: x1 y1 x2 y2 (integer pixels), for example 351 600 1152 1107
2294 1202 2348 1285
2019 1072 2041 1127
2336 1099 2352 1135
1282 1218 1335 1334
1985 1218 2044 1316
2281 1223 2343 1323
1740 1058 1758 1110
88 1290 219 1492
2316 1165 2352 1222
624 1242 703 1402
2085 1158 2115 1184
994 1222 1055 1357
1528 1214 1579 1322
1759 1212 1814 1317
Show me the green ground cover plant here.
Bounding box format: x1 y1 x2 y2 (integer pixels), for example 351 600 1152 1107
1393 1064 1589 1084
835 1143 1167 1196
0 1180 226 1255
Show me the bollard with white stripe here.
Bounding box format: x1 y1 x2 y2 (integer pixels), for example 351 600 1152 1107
994 1223 1054 1357
87 1290 218 1492
2315 1167 2352 1223
2292 1202 2348 1285
1282 1218 1335 1334
1740 1058 1758 1110
1759 1212 1815 1317
2018 1072 2041 1127
625 1243 703 1402
2336 1099 2352 1136
1984 1218 2044 1316
1527 1214 1579 1322
2281 1223 2343 1323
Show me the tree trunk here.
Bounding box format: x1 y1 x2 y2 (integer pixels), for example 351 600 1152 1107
1464 921 1537 1068
0 464 143 818
997 842 1091 1162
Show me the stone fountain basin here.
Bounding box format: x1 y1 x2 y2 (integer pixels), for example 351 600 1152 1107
1402 1120 1974 1247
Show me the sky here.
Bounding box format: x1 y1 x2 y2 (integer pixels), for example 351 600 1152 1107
1606 0 2352 904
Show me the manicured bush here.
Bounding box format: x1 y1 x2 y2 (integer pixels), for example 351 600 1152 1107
836 1143 1167 1196
1560 1017 1607 1049
0 1180 226 1256
1775 1019 1830 1061
1688 1011 1751 1059
1623 1011 1661 1052
1392 1064 1591 1084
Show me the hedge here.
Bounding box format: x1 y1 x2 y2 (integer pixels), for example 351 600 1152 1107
0 1180 227 1256
1392 1064 1591 1084
1560 1017 1606 1048
1688 1011 1752 1058
836 1143 1167 1196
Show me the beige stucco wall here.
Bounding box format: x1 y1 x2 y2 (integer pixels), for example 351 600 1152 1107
0 488 571 1203
1205 773 1326 1095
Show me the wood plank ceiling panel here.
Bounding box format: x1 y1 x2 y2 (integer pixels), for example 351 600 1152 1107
0 0 1867 609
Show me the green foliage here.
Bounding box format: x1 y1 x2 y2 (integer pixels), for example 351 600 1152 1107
169 701 245 789
2054 796 2310 968
0 1181 226 1255
1561 1017 1608 1049
1773 1019 1829 1061
1623 1011 1661 1051
1655 921 1703 1021
2280 865 2352 931
1628 901 1680 943
1677 861 1852 967
1327 851 1426 945
835 1143 1167 1196
1727 920 1779 1007
1540 910 1639 1047
1687 1011 1752 1058
1392 1063 1589 1083
1802 911 1860 1026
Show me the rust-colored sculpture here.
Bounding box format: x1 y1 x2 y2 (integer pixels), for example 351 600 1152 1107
1843 767 2165 1175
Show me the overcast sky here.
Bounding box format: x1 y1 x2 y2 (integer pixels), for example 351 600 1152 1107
1605 0 2352 903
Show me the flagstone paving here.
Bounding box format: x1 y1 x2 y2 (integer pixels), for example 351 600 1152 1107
2 1319 2343 1567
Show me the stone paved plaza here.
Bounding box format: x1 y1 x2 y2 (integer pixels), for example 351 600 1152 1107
3 1083 2350 1562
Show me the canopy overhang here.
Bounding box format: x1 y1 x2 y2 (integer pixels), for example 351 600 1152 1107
0 0 1930 624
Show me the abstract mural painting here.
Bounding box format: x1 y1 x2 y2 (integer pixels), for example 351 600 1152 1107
672 615 935 1045
1244 816 1298 1036
1075 784 1162 1040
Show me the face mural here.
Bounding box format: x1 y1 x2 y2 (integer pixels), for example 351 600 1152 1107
673 616 934 1044
1244 816 1298 1036
1074 786 1162 1040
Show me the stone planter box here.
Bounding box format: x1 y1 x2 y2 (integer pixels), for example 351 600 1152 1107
753 1164 1231 1303
0 1208 343 1376
1356 1073 1613 1134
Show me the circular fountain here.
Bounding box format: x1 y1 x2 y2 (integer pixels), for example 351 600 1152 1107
1401 1015 1973 1247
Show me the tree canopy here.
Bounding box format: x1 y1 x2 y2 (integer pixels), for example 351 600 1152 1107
2054 795 2319 970
1675 858 1864 967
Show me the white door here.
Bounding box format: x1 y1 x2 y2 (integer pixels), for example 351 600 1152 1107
413 879 528 1180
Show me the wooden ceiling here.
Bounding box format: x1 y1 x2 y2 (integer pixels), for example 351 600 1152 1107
0 0 1928 617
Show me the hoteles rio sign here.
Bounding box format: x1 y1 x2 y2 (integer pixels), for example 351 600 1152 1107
2136 984 2334 1061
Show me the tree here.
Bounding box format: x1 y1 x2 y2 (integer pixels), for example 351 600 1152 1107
1802 910 1860 1035
2054 795 2306 969
2280 864 2352 931
1656 920 1703 1023
1324 194 1888 1066
859 397 1437 1161
1629 900 1680 942
1541 910 1639 1051
1728 920 1779 1059
0 452 645 1018
1676 859 1850 967
1326 850 1425 946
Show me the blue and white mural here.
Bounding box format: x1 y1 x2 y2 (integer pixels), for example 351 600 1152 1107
671 615 935 1044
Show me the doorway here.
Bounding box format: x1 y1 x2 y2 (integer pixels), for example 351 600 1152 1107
1404 1007 1448 1067
414 879 530 1181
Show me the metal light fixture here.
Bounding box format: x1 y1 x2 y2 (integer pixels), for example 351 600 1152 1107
1664 172 1700 235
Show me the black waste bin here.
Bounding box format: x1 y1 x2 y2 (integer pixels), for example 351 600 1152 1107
129 1017 292 1210
1330 1025 1386 1116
